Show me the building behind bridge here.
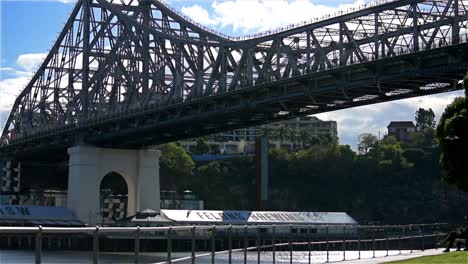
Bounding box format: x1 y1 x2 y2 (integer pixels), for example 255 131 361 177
180 116 337 154
387 121 417 143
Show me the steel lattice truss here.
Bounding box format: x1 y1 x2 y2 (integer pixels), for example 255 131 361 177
2 0 468 153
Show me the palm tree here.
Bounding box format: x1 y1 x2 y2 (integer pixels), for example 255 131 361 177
273 126 289 148
297 129 310 149
258 126 271 138
287 128 299 150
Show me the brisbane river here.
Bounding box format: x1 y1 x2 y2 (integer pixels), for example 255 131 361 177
0 249 423 263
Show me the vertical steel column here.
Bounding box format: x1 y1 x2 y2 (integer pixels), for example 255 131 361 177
134 226 140 264
246 48 254 86
196 46 204 97
93 226 99 264
453 0 460 44
211 225 216 264
81 0 90 121
174 44 183 100
228 225 232 264
35 226 43 264
374 12 379 60
191 226 196 264
412 3 419 52
141 0 150 96
306 31 311 73
167 226 172 263
244 225 248 264
339 22 345 66
219 47 227 93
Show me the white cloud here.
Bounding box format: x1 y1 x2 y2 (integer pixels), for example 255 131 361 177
0 74 31 131
182 0 366 33
0 75 30 112
0 54 42 128
181 4 217 26
0 67 30 78
16 53 46 72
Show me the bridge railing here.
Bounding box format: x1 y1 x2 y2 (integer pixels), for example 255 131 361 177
0 223 449 264
158 0 400 41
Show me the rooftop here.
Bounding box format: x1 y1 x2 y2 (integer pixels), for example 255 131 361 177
387 121 416 128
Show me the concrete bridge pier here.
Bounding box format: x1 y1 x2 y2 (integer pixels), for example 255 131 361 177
67 145 160 225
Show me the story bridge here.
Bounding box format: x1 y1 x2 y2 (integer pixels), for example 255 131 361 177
2 0 468 158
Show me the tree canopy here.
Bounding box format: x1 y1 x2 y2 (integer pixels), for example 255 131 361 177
435 77 468 191
159 142 195 189
358 133 378 154
415 108 436 131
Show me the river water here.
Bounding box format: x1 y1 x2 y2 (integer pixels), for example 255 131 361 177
0 250 415 263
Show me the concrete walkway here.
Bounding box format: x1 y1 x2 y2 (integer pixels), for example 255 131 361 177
339 248 444 264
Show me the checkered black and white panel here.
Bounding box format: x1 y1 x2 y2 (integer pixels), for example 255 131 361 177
1 160 20 194
102 197 126 223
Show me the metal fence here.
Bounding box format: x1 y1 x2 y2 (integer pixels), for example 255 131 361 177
0 223 448 264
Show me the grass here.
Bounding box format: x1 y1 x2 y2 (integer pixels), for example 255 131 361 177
385 251 468 264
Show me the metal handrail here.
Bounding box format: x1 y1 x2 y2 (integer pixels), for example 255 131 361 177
0 222 447 233
0 223 449 264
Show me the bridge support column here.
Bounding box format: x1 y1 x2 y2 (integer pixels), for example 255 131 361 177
67 146 160 225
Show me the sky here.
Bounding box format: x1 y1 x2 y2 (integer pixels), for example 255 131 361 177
0 0 464 148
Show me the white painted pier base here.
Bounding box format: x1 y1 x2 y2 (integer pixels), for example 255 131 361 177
67 145 161 225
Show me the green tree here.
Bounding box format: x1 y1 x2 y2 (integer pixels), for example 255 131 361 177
435 74 468 191
297 129 310 148
436 97 468 191
287 128 298 149
193 138 210 154
272 126 289 147
159 143 195 189
258 126 272 137
358 133 378 154
415 108 436 131
338 144 356 161
413 127 436 147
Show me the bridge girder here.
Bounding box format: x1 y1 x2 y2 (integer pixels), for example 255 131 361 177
1 0 468 154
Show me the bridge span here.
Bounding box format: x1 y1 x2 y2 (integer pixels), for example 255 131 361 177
1 0 468 157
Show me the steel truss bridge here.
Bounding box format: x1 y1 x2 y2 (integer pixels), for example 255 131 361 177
2 0 468 156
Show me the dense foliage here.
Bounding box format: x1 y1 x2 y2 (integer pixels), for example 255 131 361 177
159 113 468 224
435 75 468 192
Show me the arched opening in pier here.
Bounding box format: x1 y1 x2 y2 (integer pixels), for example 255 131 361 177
99 172 128 223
